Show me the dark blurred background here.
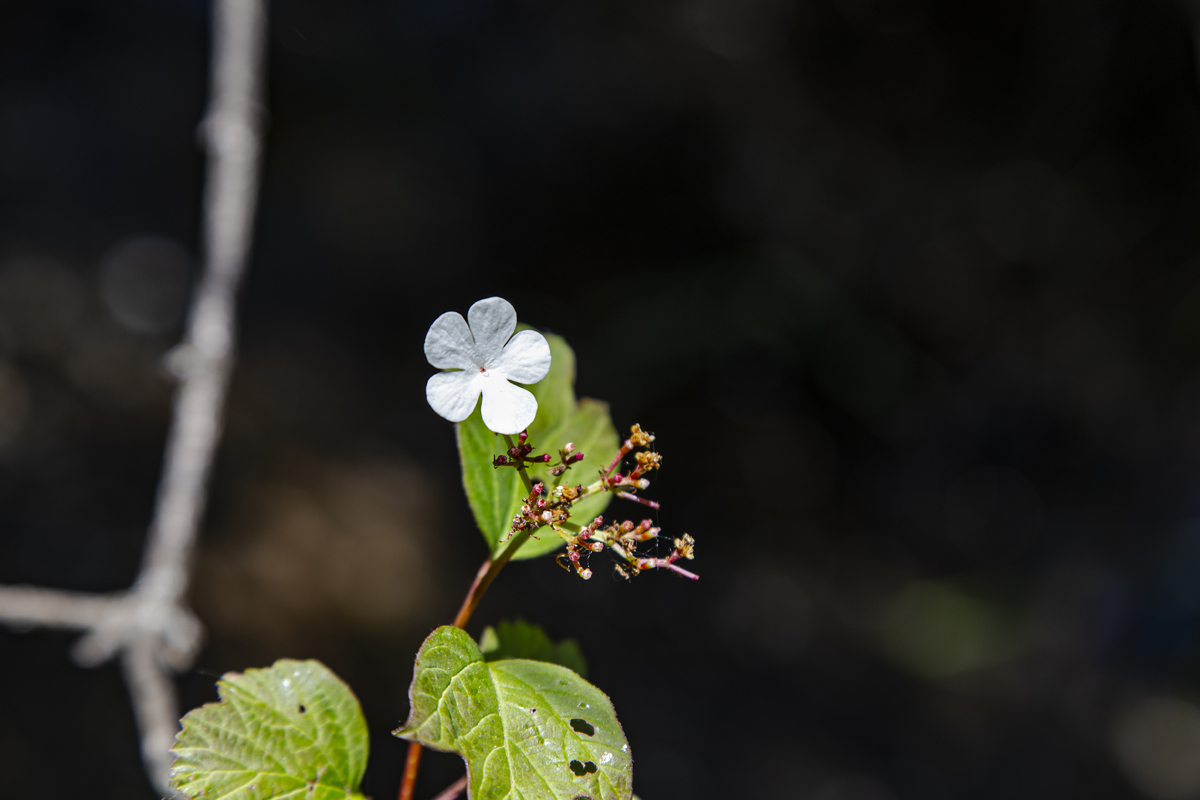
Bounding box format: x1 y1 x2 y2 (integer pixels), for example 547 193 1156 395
5 0 1200 798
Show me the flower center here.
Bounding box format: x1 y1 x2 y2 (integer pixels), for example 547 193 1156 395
479 367 489 376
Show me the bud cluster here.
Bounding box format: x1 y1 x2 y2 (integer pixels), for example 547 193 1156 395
496 424 698 581
493 430 554 469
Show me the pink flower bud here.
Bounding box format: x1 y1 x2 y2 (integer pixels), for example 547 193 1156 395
580 569 593 580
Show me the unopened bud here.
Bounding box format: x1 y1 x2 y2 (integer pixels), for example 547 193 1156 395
564 442 576 453
533 482 544 494
539 454 552 462
542 510 553 522
536 499 547 509
591 542 604 552
521 504 531 514
580 569 593 580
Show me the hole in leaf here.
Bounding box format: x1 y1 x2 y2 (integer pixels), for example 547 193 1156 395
298 705 306 714
531 708 537 713
569 760 587 776
570 718 595 736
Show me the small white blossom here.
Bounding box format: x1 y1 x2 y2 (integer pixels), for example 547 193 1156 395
424 296 551 434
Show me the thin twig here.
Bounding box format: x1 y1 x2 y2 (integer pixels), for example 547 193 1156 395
431 776 469 800
0 0 267 795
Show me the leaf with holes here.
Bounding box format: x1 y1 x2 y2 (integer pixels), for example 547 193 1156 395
394 625 632 800
457 332 620 561
480 618 589 678
170 659 369 800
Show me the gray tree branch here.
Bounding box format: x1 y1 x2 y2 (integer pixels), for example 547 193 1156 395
0 0 268 795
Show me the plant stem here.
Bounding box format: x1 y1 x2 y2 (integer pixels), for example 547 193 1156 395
452 527 534 628
399 513 540 800
397 743 423 800
431 777 468 800
501 434 536 494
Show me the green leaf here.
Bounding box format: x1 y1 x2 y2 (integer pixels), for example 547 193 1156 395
479 618 589 678
170 659 369 800
395 626 632 800
457 333 620 560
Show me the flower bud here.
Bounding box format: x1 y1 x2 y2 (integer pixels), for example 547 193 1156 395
541 510 553 522
580 568 593 580
591 542 604 552
533 482 544 494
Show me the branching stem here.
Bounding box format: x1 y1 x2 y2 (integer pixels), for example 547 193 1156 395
501 434 536 494
399 496 541 800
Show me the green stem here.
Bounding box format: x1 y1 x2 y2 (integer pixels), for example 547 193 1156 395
501 434 536 495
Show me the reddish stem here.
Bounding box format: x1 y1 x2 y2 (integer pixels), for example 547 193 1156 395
431 777 469 800
638 558 700 580
398 520 536 800
604 440 632 477
614 491 659 509
397 743 423 800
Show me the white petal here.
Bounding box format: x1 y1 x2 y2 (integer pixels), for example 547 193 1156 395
426 370 484 422
424 312 480 370
467 297 517 364
490 329 551 384
480 378 538 435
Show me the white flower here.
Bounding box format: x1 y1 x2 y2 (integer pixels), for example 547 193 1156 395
424 297 552 434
